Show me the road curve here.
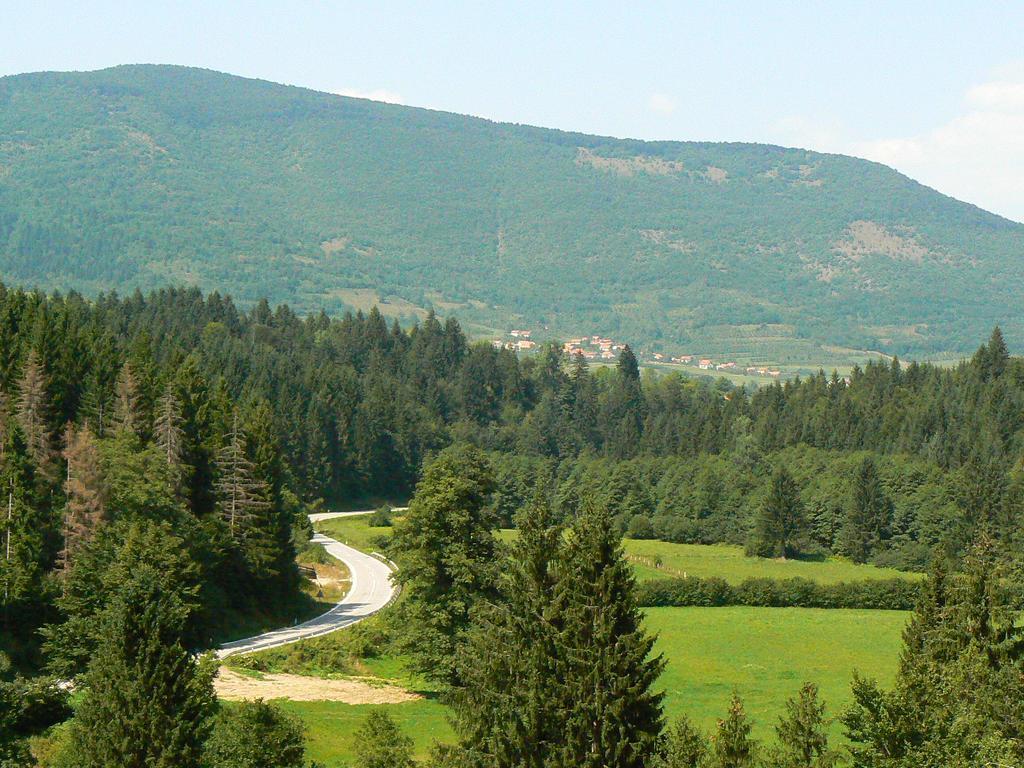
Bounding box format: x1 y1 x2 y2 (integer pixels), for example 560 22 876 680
217 514 397 658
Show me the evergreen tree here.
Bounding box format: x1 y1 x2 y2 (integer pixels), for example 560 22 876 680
841 457 892 563
708 695 757 768
551 498 664 768
203 699 306 768
843 542 1024 767
215 412 273 570
67 559 215 768
153 382 186 488
16 350 55 479
58 424 105 575
748 466 806 558
354 710 415 768
0 423 50 632
391 444 498 686
245 400 296 597
451 486 563 768
772 683 838 768
655 715 707 768
111 361 142 437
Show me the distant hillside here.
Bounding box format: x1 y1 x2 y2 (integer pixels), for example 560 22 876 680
1 64 1022 357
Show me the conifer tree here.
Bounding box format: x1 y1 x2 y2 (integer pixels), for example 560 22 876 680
655 716 708 768
748 466 806 558
451 486 563 768
111 360 142 437
354 710 415 768
215 412 271 540
215 412 276 579
245 400 296 596
16 350 55 479
841 457 892 563
0 424 49 630
68 562 215 768
772 683 838 768
153 382 186 478
203 699 306 768
843 542 1024 766
58 423 105 575
708 695 757 768
551 498 664 768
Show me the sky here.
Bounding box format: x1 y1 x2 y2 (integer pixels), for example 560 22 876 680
3 1 1024 222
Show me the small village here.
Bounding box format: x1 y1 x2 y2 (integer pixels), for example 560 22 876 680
493 330 784 379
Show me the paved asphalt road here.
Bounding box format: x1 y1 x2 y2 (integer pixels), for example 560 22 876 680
217 511 398 658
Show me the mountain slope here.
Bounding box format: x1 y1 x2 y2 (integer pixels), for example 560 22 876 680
1 64 1022 356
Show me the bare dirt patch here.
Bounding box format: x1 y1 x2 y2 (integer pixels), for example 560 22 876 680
639 229 695 253
320 236 350 255
832 221 932 264
576 147 685 177
216 667 421 704
702 165 728 183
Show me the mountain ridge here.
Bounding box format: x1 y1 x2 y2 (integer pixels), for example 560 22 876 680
1 63 1022 358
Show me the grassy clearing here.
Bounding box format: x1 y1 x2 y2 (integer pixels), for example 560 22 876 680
289 517 911 763
496 529 917 585
648 606 907 740
622 539 921 584
271 606 905 764
278 698 452 764
316 516 395 555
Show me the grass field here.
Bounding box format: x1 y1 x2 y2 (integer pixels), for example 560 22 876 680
622 539 921 584
493 527 918 584
317 516 396 554
291 516 911 763
648 607 907 740
274 606 907 764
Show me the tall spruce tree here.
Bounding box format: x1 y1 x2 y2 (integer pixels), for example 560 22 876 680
67 559 215 768
451 486 564 768
748 466 806 558
16 350 55 480
708 695 758 768
214 411 274 581
58 424 105 576
0 422 50 633
843 541 1024 767
550 497 664 768
110 361 142 437
772 683 838 768
841 457 892 563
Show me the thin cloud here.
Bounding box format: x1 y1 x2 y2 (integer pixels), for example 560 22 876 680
648 92 677 116
773 69 1024 223
852 74 1024 222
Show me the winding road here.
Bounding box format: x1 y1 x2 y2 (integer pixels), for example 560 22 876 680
217 510 402 658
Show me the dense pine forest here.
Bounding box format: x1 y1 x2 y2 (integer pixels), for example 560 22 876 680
0 283 1022 765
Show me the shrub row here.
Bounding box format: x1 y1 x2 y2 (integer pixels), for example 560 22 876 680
637 575 921 610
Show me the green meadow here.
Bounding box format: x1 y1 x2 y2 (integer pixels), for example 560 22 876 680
275 607 907 764
492 525 919 584
621 539 921 584
273 518 912 764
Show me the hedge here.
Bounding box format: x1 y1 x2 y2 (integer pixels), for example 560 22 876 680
636 575 921 610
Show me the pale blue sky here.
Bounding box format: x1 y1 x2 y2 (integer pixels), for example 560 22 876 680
4 1 1024 220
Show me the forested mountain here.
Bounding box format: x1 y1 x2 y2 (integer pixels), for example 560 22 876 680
1 64 1023 356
